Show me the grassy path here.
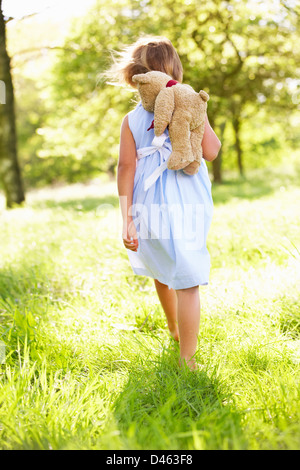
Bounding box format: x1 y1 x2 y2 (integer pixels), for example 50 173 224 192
0 163 299 450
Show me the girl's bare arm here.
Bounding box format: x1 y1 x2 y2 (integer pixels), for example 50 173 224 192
117 115 138 251
201 113 222 162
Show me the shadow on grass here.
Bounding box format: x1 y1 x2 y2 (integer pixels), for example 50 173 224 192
25 161 300 211
29 195 119 212
0 246 83 350
0 260 61 349
112 345 246 450
210 162 300 205
0 261 54 303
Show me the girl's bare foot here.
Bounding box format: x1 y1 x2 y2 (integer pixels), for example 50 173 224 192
179 357 199 371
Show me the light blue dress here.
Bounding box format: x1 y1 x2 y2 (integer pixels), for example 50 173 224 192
126 101 214 290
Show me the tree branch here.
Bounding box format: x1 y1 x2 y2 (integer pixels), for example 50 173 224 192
4 7 52 24
11 45 75 59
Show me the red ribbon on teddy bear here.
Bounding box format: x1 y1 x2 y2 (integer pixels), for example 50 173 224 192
147 79 178 131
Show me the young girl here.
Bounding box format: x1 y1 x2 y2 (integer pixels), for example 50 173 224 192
114 36 221 370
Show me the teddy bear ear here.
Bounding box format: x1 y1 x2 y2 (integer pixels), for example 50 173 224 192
199 90 209 102
132 74 150 84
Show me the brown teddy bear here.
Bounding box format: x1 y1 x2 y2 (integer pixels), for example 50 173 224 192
132 71 209 175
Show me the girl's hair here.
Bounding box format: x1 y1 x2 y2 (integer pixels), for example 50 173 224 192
105 36 183 88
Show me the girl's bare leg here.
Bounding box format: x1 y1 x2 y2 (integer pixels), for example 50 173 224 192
154 279 179 341
176 286 200 370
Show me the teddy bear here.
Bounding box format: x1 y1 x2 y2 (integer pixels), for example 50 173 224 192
132 71 209 175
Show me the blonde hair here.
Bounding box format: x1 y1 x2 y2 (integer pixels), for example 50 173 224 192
105 35 183 88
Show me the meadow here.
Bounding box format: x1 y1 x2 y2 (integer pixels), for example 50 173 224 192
0 159 299 450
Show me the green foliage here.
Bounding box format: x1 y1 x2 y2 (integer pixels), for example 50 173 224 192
0 161 299 449
7 0 299 187
33 0 144 183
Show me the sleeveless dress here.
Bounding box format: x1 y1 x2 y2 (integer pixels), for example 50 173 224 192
126 101 214 290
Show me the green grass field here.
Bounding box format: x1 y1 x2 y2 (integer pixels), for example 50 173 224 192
0 160 299 450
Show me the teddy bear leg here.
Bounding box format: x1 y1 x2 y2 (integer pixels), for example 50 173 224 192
167 116 194 171
183 161 200 175
183 123 204 175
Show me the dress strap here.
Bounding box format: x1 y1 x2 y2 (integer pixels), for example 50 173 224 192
136 133 172 194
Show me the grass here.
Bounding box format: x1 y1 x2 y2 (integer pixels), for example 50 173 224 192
0 161 299 450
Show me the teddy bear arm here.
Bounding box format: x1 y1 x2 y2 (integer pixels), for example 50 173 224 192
154 88 175 136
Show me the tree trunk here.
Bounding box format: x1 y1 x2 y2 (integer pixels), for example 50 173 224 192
0 2 25 208
212 120 226 183
212 153 222 183
232 115 244 177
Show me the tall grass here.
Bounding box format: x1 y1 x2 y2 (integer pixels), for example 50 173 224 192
0 163 299 450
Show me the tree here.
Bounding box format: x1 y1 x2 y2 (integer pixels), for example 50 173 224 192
34 0 300 185
147 0 300 179
37 0 146 181
0 0 25 208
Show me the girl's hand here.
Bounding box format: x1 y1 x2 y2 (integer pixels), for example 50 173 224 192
122 217 138 252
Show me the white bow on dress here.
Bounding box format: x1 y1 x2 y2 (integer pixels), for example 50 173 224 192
136 133 172 193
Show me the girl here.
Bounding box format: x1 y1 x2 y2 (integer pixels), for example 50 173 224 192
113 36 221 370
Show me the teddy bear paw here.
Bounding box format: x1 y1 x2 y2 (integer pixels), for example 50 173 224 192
167 153 194 171
182 161 200 175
